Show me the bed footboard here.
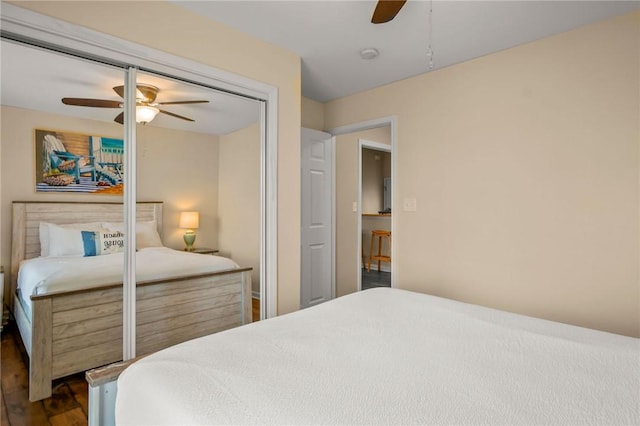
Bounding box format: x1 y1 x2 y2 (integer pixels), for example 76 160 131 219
28 268 252 401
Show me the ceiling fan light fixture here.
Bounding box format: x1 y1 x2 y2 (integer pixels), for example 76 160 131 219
62 83 205 124
136 105 159 124
360 48 379 60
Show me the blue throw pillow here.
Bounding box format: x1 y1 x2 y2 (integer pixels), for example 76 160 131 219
82 230 125 256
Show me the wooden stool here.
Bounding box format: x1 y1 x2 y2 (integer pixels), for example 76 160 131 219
367 230 391 272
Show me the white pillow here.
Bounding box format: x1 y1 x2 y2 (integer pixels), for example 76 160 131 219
39 221 104 257
47 224 86 257
101 220 163 249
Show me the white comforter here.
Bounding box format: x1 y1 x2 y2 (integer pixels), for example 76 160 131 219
17 247 238 314
116 288 640 425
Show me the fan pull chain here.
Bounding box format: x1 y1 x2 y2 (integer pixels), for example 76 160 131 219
427 0 434 70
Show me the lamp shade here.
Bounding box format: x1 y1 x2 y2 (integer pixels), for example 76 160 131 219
136 105 159 124
179 211 199 229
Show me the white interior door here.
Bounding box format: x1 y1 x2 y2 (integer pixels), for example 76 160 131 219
301 127 334 309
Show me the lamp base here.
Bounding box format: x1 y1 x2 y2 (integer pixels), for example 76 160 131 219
183 231 196 252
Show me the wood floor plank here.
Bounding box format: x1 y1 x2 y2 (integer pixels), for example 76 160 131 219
2 324 87 425
67 377 89 415
2 324 51 425
252 297 260 322
1 325 29 394
49 407 87 426
3 388 51 426
1 388 10 426
43 382 79 417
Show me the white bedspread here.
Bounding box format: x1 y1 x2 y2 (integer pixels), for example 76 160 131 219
17 247 238 315
116 288 640 425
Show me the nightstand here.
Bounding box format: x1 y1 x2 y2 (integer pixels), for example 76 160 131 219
185 247 219 255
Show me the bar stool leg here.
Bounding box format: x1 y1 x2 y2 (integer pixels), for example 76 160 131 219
377 235 382 271
367 232 375 272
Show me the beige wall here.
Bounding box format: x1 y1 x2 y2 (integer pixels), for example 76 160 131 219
335 127 390 297
136 125 220 250
301 96 325 131
14 1 302 314
218 123 261 295
0 106 221 305
326 12 640 337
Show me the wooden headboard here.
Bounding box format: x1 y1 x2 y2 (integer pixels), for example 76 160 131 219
10 201 163 310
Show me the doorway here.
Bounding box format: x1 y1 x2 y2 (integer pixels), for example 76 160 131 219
359 140 392 290
329 117 396 296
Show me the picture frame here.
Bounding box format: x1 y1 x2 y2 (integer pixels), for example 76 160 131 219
34 128 124 195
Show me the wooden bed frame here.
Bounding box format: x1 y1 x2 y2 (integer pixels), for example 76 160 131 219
10 201 252 401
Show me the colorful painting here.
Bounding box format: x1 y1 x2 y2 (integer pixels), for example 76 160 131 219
35 129 124 194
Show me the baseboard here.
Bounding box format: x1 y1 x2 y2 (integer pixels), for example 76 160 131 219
252 291 260 300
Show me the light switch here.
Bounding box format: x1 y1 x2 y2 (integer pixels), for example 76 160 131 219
352 202 358 212
403 198 417 211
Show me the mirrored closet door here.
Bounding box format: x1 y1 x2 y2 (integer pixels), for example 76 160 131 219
1 36 264 403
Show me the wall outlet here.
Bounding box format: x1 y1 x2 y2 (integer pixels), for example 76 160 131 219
352 202 358 212
403 198 417 211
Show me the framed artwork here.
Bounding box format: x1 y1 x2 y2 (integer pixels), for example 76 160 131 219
35 129 124 195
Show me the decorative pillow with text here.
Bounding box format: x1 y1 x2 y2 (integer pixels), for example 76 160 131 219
81 230 125 256
101 220 163 249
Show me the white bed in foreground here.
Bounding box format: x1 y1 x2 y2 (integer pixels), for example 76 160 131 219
116 288 640 425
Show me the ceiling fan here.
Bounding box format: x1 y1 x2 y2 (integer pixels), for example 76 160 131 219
61 83 209 124
371 0 407 24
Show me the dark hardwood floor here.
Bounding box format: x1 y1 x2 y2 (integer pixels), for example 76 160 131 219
252 297 260 322
1 322 88 426
1 298 261 425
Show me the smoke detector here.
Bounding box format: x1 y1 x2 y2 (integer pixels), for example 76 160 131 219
360 48 379 60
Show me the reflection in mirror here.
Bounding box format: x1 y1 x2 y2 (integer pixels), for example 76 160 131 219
383 177 392 212
132 70 261 354
1 39 262 405
362 147 391 214
1 39 128 401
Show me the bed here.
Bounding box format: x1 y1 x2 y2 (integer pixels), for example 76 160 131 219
116 287 639 425
10 201 252 402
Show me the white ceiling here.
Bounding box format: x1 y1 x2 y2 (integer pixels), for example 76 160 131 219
174 0 640 102
0 40 261 135
2 1 637 133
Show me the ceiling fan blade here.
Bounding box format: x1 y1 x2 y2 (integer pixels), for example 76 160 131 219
371 0 407 24
113 85 125 98
158 109 195 122
113 84 159 102
62 98 122 108
114 112 124 124
157 100 210 105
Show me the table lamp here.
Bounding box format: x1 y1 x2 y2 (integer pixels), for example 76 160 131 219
179 211 199 251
